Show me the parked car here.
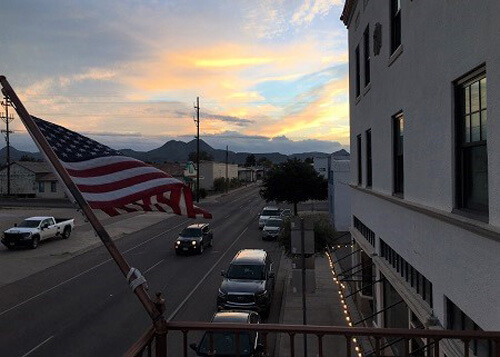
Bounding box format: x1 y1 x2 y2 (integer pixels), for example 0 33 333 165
2 216 75 250
280 208 292 219
258 207 281 229
190 310 263 357
175 223 213 255
217 249 274 317
261 218 283 240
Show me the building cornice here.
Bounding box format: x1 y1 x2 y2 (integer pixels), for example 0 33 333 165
340 0 358 27
351 185 500 244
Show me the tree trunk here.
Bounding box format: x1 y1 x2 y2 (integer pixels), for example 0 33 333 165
293 202 298 216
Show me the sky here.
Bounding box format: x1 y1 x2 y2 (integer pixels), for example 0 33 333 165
0 0 348 155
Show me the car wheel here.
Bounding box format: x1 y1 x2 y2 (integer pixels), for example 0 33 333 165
62 227 71 239
31 236 40 249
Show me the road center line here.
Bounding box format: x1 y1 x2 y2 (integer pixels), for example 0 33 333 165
167 225 250 321
0 220 190 319
144 259 165 274
20 335 54 357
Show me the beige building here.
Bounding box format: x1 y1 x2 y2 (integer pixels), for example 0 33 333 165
0 161 66 198
198 161 238 190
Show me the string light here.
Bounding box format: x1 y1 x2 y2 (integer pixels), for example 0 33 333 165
326 251 364 357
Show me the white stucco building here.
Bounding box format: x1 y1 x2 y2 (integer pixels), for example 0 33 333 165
328 159 351 232
343 0 500 355
198 161 238 190
313 156 329 179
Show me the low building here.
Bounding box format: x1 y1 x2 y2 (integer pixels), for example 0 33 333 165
198 161 238 190
328 159 351 232
238 167 256 182
0 161 66 198
313 157 329 179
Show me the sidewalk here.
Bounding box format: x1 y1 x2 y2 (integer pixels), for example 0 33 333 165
276 254 351 356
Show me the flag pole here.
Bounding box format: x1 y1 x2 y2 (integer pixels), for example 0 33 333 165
0 76 162 321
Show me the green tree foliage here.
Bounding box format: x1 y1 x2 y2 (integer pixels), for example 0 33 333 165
304 157 314 164
244 154 256 167
188 151 213 162
278 214 337 256
259 159 327 215
257 157 273 168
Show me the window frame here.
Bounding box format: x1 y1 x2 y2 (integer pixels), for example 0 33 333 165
357 134 362 185
455 66 488 216
393 113 404 196
355 45 361 98
366 129 372 187
363 25 371 87
390 0 402 54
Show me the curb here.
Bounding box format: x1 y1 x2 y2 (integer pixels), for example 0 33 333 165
274 250 291 356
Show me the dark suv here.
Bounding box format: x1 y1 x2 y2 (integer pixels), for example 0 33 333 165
190 310 263 356
175 223 213 255
217 249 274 317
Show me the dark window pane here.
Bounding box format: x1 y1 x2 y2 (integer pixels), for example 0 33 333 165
464 145 488 211
481 110 487 140
464 86 470 113
355 47 361 97
464 115 471 143
480 77 487 109
471 113 480 142
471 81 480 112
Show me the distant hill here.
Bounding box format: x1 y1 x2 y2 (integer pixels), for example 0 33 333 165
0 146 43 164
1 140 349 165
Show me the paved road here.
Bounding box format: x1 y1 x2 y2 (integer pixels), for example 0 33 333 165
0 185 286 357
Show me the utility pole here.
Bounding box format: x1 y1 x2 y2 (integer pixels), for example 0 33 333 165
193 97 200 202
225 145 229 193
301 217 308 357
1 97 14 195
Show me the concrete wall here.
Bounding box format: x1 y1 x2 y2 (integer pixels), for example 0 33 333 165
347 0 500 331
329 160 351 232
199 162 238 190
0 165 36 196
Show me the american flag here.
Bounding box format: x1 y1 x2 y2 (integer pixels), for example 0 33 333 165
33 116 212 219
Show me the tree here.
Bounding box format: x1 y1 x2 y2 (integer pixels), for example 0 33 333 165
257 157 272 168
244 154 256 167
259 158 327 215
304 157 314 164
188 151 213 162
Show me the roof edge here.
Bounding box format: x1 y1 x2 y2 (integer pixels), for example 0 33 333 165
340 0 357 27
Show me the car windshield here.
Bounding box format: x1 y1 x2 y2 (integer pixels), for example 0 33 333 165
17 220 41 228
261 209 280 216
266 220 282 228
227 264 265 280
198 331 252 356
180 228 202 237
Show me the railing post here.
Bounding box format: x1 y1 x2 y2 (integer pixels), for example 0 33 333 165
182 330 188 357
154 292 167 357
289 333 295 357
495 339 500 357
404 338 409 357
346 336 351 357
434 339 440 357
374 337 380 356
463 339 470 357
317 334 324 357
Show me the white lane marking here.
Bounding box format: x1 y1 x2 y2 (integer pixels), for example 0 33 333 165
0 220 190 319
167 226 250 321
20 335 54 357
144 259 165 274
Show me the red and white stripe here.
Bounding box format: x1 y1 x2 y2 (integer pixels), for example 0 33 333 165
61 156 211 218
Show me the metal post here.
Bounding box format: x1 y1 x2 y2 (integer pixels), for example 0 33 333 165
301 217 307 357
225 145 228 193
0 75 162 320
195 97 200 203
1 96 13 195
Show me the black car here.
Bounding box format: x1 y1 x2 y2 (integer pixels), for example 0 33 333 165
217 249 274 317
174 223 213 255
190 310 263 357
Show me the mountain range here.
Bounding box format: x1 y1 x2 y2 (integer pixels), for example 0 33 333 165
0 139 349 165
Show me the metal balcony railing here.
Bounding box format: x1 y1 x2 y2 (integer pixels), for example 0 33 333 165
124 322 500 357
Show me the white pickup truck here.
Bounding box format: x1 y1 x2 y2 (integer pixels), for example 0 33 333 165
2 216 75 249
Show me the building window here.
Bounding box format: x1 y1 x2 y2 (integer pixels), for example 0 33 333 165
390 0 402 53
38 182 45 193
393 113 404 195
364 26 371 86
357 134 362 185
355 46 361 98
51 181 57 192
366 129 372 187
456 68 488 215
